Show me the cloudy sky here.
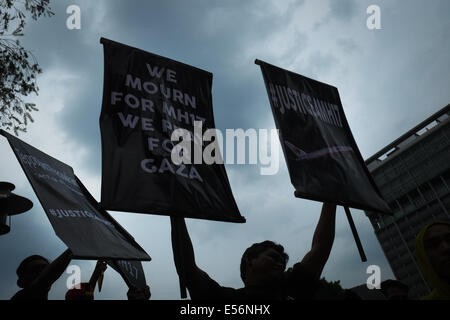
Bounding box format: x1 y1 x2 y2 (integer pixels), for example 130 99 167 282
1 0 449 300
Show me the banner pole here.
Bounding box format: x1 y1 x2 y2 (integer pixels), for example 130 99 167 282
344 206 367 262
170 217 187 299
178 277 187 299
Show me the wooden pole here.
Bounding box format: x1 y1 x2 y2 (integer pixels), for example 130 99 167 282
344 206 367 262
170 217 187 299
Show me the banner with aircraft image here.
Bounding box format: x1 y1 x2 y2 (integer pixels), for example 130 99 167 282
256 59 391 214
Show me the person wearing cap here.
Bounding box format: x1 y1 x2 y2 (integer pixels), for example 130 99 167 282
415 221 450 300
11 249 73 300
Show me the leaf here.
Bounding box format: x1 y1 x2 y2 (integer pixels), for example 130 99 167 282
0 0 53 133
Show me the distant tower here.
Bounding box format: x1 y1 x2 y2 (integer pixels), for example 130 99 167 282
364 104 450 299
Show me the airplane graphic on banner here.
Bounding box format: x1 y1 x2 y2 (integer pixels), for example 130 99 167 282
285 140 354 161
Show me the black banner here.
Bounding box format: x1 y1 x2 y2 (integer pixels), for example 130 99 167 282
99 38 244 223
1 130 151 260
256 60 391 214
108 259 147 290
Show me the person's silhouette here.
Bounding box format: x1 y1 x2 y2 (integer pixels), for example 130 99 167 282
415 221 450 300
11 249 73 300
171 202 337 300
65 260 107 300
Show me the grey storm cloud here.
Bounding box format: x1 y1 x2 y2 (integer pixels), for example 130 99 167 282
1 0 449 300
16 0 311 174
329 0 357 21
336 38 361 55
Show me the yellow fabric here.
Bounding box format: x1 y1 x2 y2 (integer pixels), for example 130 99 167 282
414 221 450 300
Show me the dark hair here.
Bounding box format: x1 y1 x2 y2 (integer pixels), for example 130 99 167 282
240 240 288 283
16 255 50 286
380 279 409 296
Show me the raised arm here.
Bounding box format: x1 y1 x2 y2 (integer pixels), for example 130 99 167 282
170 216 215 297
31 248 73 290
300 202 337 278
88 260 107 290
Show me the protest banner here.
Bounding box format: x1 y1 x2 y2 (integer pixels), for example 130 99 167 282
256 59 391 214
100 38 244 223
1 130 150 260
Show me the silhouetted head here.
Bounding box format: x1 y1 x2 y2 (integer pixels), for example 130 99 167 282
16 255 50 288
65 283 94 300
423 223 450 281
380 279 409 300
415 221 450 299
240 240 289 286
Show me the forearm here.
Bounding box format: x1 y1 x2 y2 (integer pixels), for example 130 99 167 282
300 203 337 277
171 217 217 297
89 262 105 288
171 217 198 279
89 272 101 288
311 203 336 252
34 249 72 289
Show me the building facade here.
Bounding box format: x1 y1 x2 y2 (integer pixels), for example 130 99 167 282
364 104 450 299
